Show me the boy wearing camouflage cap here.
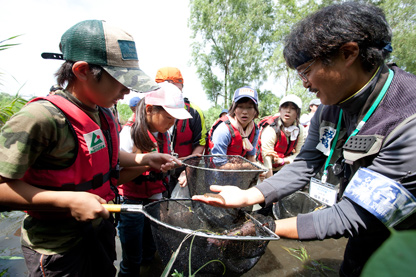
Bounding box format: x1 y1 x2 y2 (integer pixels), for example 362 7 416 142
0 20 179 276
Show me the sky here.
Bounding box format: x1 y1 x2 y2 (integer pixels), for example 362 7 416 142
0 0 284 111
0 0 214 109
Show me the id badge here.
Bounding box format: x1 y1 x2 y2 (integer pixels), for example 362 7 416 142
309 178 338 206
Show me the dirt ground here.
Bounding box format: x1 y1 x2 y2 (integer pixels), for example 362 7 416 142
0 211 347 277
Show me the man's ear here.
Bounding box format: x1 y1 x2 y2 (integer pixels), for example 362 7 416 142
340 42 360 67
72 61 90 81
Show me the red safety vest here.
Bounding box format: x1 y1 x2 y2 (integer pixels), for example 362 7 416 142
22 95 119 219
118 130 170 199
123 113 136 129
173 101 193 157
207 115 257 157
257 115 297 167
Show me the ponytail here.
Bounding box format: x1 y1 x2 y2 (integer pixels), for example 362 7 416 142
131 100 163 152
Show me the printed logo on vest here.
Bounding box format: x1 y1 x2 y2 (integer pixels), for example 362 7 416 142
84 129 106 154
316 126 336 156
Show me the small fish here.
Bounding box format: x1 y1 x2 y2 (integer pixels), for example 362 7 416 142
204 193 226 203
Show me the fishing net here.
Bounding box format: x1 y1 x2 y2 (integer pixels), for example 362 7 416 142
273 191 326 219
182 155 267 197
145 199 277 276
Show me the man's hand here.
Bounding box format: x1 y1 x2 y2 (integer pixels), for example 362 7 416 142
192 185 265 208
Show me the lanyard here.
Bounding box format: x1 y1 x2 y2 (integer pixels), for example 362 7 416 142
321 69 394 183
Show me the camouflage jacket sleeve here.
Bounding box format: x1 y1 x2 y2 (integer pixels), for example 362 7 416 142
0 100 75 179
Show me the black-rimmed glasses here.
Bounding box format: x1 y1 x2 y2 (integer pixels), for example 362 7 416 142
297 59 316 83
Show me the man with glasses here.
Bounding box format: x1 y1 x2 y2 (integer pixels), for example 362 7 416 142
193 2 416 276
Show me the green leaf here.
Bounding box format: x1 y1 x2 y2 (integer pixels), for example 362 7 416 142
361 230 416 276
161 232 195 277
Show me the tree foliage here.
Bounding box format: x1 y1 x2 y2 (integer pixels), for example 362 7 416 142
257 89 280 118
378 0 416 74
0 93 27 127
0 36 26 127
190 0 416 117
116 102 132 126
189 0 276 107
204 106 225 131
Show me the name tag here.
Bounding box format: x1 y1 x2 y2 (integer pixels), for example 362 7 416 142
343 168 416 227
309 178 337 206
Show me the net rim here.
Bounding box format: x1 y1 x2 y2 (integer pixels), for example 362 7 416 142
182 155 268 173
146 199 279 241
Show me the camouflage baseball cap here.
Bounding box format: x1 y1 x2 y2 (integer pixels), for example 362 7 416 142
43 20 158 93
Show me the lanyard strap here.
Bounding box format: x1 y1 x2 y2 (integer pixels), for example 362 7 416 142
321 69 394 183
345 69 394 143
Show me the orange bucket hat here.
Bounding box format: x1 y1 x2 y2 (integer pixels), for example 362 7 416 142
155 67 184 84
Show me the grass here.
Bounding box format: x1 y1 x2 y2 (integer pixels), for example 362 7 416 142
282 246 336 276
162 231 226 277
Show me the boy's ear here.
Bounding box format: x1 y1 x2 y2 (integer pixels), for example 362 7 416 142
72 61 90 81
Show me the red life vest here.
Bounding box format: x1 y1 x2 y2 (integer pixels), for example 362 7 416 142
207 115 257 157
172 101 193 157
118 130 170 199
22 95 120 219
257 115 297 167
123 113 136 128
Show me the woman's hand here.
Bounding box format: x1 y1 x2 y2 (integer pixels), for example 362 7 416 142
119 151 182 172
142 153 182 172
265 152 286 166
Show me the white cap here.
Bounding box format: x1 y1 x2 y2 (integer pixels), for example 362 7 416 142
309 98 321 106
144 82 192 120
279 95 302 110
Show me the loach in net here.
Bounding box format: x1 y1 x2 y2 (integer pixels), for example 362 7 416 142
273 191 327 220
145 199 276 276
182 155 267 197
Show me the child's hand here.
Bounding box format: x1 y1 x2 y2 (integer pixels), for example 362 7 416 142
67 192 109 221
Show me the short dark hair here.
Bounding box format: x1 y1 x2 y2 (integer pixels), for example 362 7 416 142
228 97 259 119
55 61 104 87
283 2 392 72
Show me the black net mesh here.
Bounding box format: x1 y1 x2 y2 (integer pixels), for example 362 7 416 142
145 199 276 276
182 155 267 197
273 191 326 219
